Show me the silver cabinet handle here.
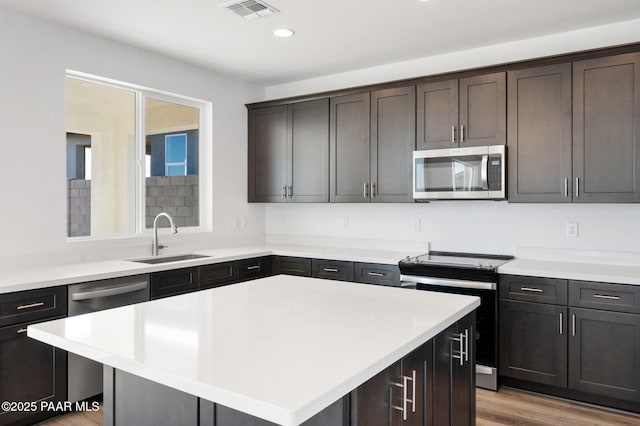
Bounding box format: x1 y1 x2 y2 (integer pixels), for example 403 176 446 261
246 265 260 271
460 124 465 143
575 177 580 197
367 272 385 277
559 312 563 335
463 328 469 362
287 185 292 198
564 178 569 197
572 314 576 337
71 282 148 301
449 332 465 366
520 287 543 293
391 370 416 421
371 182 376 198
323 268 339 273
16 302 45 310
363 182 369 198
451 125 456 143
282 185 287 198
16 328 28 334
594 294 621 300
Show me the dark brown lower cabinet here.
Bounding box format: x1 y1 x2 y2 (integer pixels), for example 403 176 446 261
0 320 67 426
273 256 312 277
151 267 199 299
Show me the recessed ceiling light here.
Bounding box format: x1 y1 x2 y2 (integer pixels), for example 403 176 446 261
273 28 295 38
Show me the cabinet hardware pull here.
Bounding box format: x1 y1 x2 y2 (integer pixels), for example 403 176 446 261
287 185 292 198
363 182 369 198
371 182 376 198
564 178 569 197
575 177 580 197
559 312 563 335
16 302 45 310
464 328 469 363
282 186 287 198
449 333 465 366
367 272 385 277
391 370 416 421
451 125 456 143
593 294 621 300
246 265 260 271
16 328 28 334
323 268 339 273
460 124 465 143
572 314 576 337
520 287 543 293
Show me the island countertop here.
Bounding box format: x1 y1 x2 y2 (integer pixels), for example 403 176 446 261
28 275 479 426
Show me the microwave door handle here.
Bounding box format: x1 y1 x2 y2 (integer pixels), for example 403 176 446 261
481 154 489 190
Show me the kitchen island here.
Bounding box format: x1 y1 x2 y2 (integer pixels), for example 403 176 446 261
28 275 479 426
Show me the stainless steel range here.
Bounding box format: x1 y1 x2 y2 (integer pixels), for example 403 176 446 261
399 251 513 390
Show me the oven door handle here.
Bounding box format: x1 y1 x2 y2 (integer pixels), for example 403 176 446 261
400 275 496 291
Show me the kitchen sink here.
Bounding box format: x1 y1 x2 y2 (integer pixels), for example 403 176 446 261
128 254 212 264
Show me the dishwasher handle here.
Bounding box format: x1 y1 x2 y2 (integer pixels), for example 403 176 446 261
71 282 148 301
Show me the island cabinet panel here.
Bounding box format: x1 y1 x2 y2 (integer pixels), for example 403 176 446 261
238 256 273 281
417 72 505 150
199 261 238 290
507 63 573 203
0 319 67 426
151 267 199 300
273 256 312 277
573 53 640 203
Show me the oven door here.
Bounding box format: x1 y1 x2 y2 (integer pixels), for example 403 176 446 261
413 145 505 200
405 275 498 390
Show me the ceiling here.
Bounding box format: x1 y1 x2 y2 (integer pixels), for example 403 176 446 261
2 0 640 85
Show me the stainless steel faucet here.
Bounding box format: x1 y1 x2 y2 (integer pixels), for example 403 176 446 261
152 212 178 256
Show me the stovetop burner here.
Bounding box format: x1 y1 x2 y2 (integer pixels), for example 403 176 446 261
399 251 514 282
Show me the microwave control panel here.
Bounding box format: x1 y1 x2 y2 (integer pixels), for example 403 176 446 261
488 155 502 190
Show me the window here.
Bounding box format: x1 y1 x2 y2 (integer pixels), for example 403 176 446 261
66 72 209 239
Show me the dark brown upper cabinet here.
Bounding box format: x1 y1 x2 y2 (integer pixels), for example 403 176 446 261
248 99 329 202
573 53 640 203
417 72 506 150
508 63 573 202
330 86 415 203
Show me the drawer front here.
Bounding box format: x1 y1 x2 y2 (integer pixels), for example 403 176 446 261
151 267 198 299
569 280 640 313
0 286 67 327
499 275 568 305
199 262 238 290
312 259 354 282
274 256 312 277
238 257 273 281
354 263 400 286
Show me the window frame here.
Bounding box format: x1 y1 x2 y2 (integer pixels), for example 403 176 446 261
66 70 212 241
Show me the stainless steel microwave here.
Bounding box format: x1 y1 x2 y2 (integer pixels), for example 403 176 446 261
413 145 506 201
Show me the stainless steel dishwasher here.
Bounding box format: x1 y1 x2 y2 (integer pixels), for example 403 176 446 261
67 274 150 402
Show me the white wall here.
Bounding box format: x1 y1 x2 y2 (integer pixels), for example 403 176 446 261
0 7 264 262
261 20 640 256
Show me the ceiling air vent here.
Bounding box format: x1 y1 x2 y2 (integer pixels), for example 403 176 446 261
224 0 279 20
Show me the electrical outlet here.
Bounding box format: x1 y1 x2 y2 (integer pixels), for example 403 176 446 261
411 218 421 232
566 221 578 238
341 217 349 230
280 216 287 225
234 215 241 230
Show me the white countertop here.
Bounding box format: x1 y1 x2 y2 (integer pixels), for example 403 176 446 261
0 244 413 294
28 275 479 426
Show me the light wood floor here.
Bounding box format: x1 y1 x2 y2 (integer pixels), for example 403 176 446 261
38 388 640 425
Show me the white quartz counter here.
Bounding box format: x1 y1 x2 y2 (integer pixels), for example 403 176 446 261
0 244 414 294
28 275 479 426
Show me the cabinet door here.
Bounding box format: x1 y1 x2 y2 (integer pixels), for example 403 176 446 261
417 79 458 150
151 267 198 300
569 308 640 401
450 313 475 426
238 256 273 281
273 256 312 277
507 64 572 202
459 72 506 147
499 300 567 387
330 93 371 202
573 53 640 202
402 340 433 426
311 259 354 282
288 99 329 202
0 320 67 426
248 105 287 202
351 360 401 426
370 86 415 202
199 262 238 290
354 263 400 287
